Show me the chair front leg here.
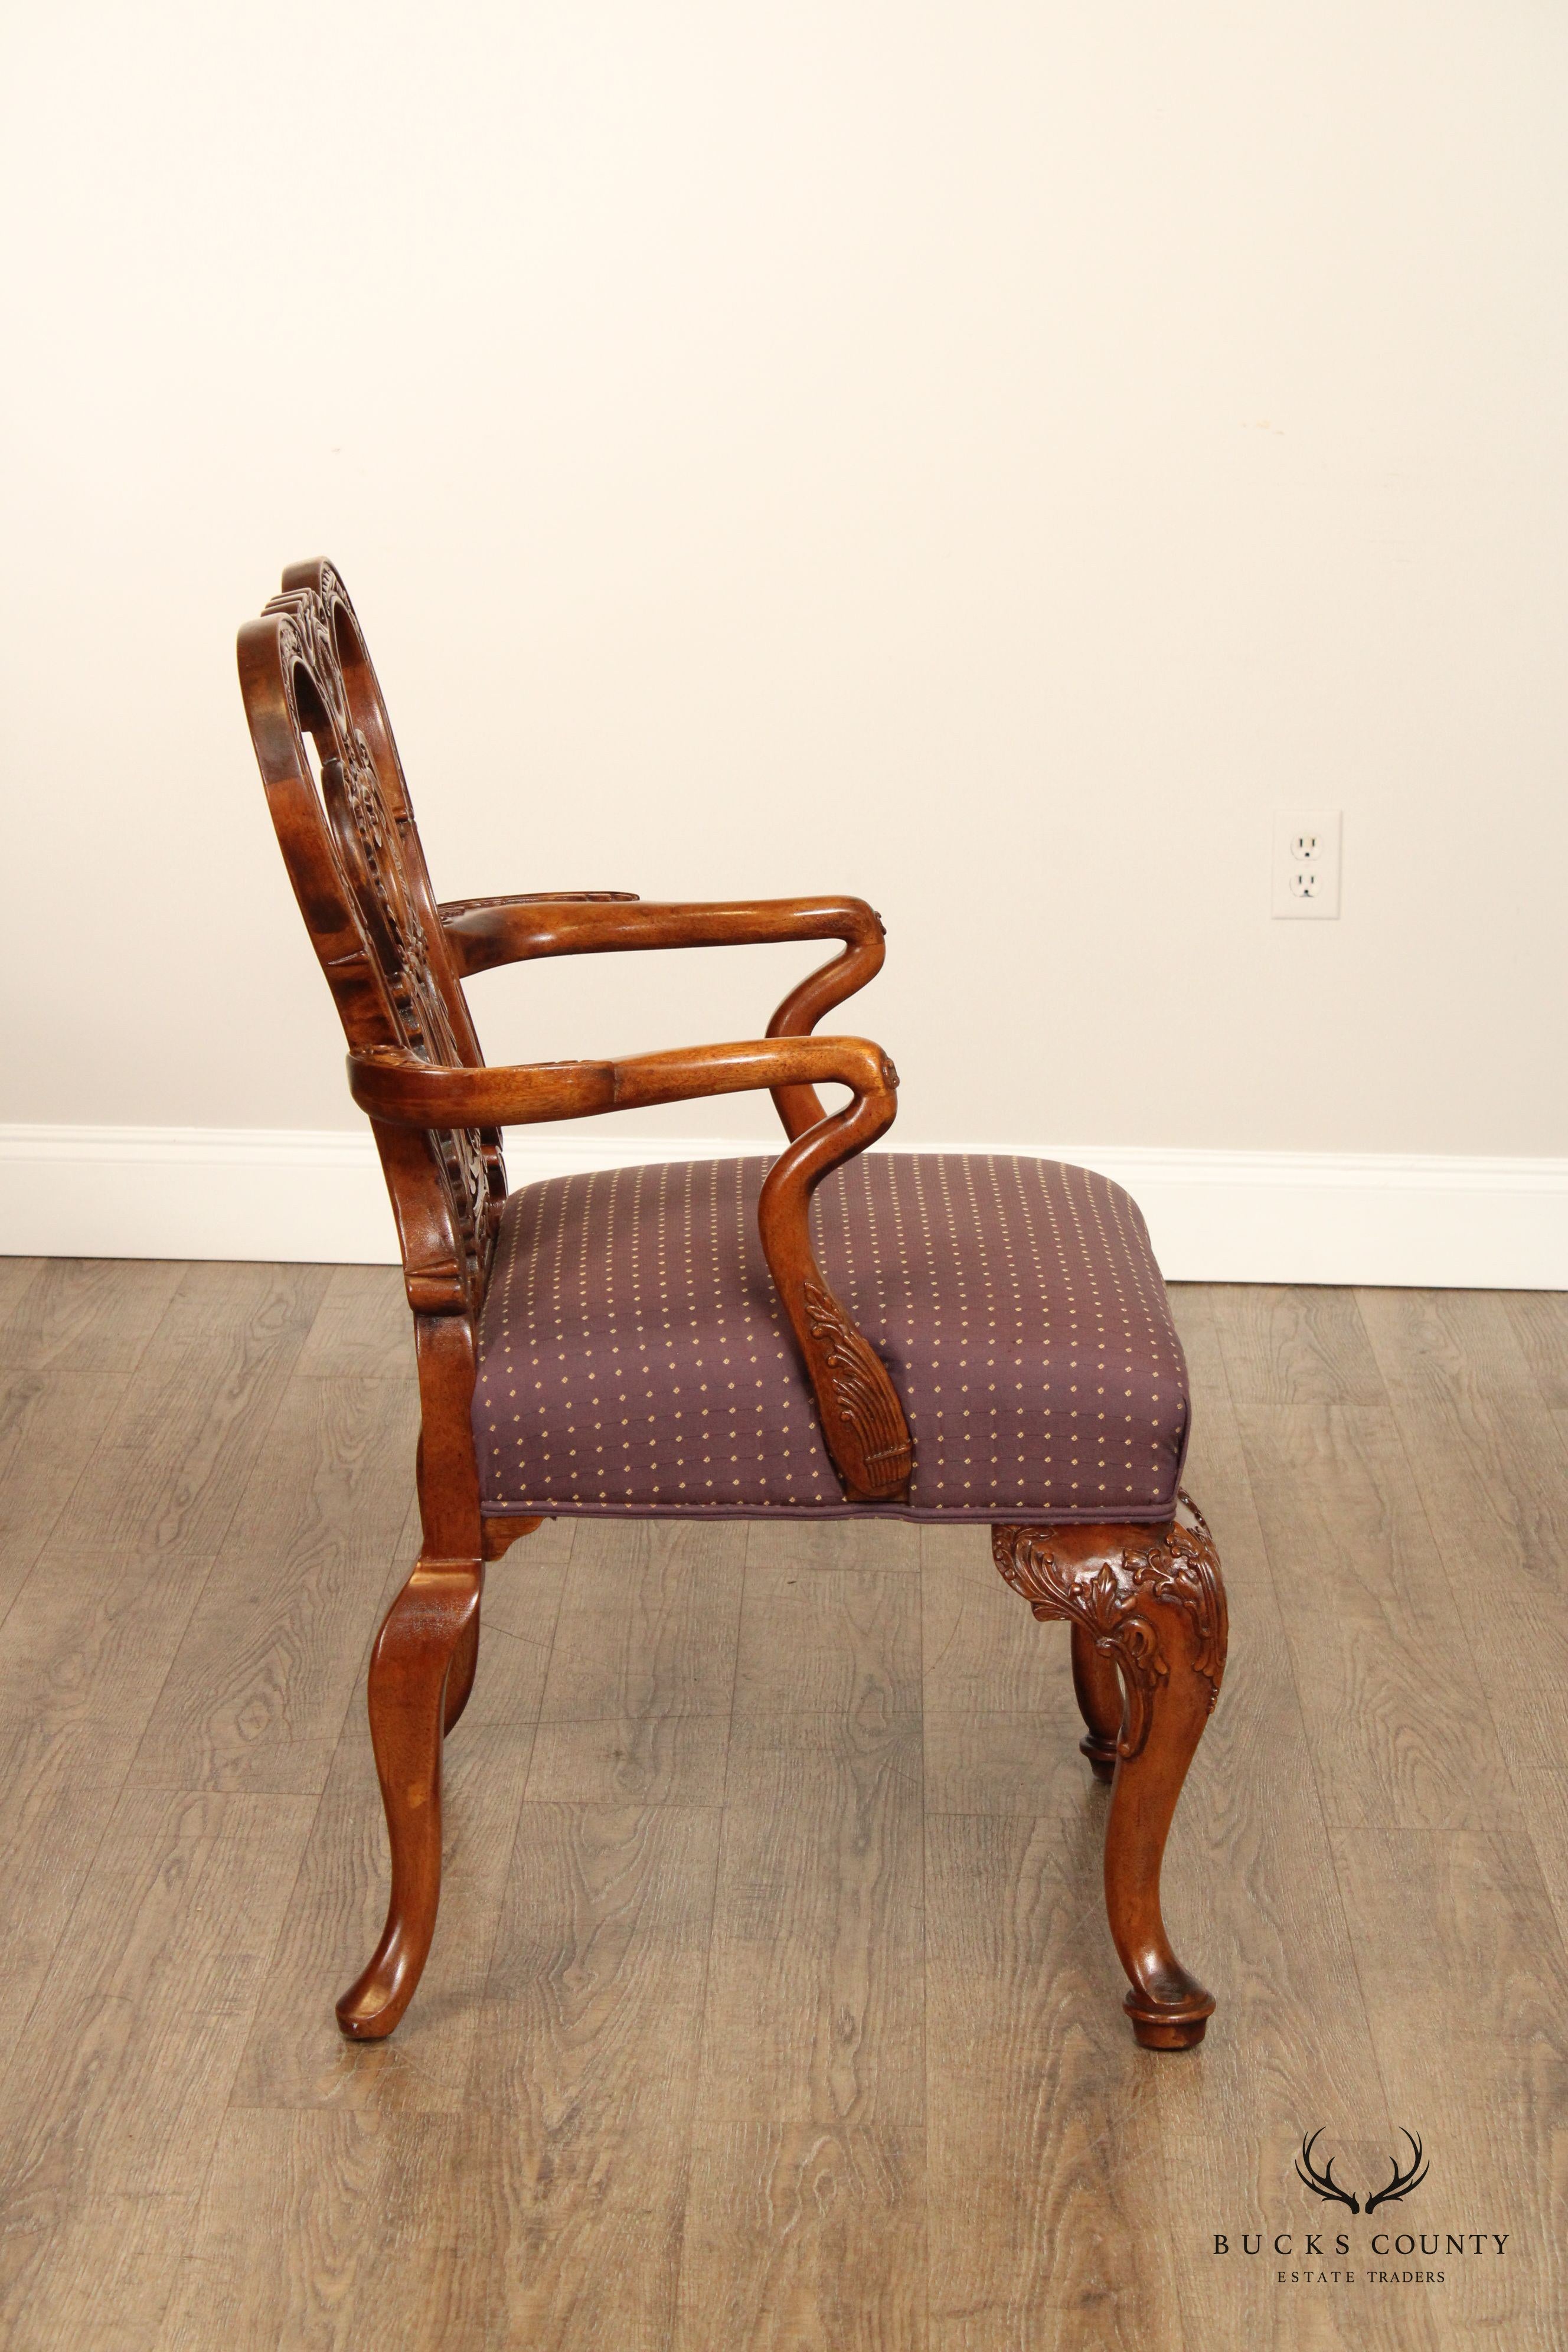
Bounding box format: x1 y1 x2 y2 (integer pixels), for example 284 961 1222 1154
992 1497 1227 2049
336 1556 482 2041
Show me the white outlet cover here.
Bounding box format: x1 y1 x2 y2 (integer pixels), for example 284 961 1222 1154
1272 808 1342 920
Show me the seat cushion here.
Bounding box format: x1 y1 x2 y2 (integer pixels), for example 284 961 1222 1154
473 1154 1189 1524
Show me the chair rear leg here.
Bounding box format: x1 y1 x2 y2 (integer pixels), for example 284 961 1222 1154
336 1557 482 2041
1070 1624 1122 1782
443 1612 480 1734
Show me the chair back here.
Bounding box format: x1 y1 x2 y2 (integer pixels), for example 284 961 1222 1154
237 561 505 1312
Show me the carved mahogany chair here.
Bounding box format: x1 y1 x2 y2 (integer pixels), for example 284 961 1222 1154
238 560 1227 2051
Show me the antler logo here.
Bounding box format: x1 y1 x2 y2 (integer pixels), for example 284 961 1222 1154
1296 2130 1429 2215
1296 2131 1360 2213
1364 2132 1428 2213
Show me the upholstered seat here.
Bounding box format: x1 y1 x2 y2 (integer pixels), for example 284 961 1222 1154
474 1153 1188 1522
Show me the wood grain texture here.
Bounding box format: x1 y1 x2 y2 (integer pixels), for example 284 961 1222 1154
294 1263 417 1385
163 2110 504 2352
40 1260 330 1565
0 1775 120 2054
0 1253 40 1329
1514 1766 1568 1962
158 2109 387 2351
1213 1283 1512 1828
925 1809 1182 2352
922 1519 1083 1817
1154 1289 1404 2352
1329 1824 1568 2342
0 1268 328 1866
922 1521 1065 1717
127 1373 419 1793
537 1517 744 1727
698 1711 924 2129
1358 1285 1568 1770
444 1502 564 1737
746 1513 921 1574
0 1546 209 1798
0 1268 332 2326
675 1709 924 2347
0 1257 243 1642
0 1363 132 1618
485 1801 723 2350
921 1706 1087 1819
736 1559 921 1721
344 2112 502 2351
0 1253 185 1376
166 2112 505 2352
676 2121 924 2352
525 1710 733 1806
1500 1289 1568 1411
0 1786 313 2347
11 2190 195 2352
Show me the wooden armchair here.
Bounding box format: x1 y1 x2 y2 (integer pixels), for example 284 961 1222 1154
238 561 1227 2052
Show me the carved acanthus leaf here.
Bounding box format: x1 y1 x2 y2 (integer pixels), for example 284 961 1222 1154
800 1279 913 1501
991 1491 1227 1758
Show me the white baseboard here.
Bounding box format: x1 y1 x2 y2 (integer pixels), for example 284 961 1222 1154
1 1124 1564 1288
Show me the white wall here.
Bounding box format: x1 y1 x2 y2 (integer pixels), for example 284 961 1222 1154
2 5 1566 1204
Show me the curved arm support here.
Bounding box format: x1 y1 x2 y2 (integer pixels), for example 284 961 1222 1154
437 893 888 1144
348 1034 912 1502
759 1081 912 1499
764 916 887 1142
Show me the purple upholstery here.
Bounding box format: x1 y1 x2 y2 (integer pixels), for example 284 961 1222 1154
473 1154 1189 1524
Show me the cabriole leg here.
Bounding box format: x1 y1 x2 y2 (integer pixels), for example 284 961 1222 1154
1100 1572 1220 2047
992 1495 1227 2050
336 1557 482 2041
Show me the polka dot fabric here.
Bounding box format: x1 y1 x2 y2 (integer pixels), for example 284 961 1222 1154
473 1154 1190 1524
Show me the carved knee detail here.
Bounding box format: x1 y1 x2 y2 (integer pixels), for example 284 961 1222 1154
991 1491 1227 1759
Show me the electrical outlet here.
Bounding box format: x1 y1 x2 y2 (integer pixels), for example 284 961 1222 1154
1272 809 1342 919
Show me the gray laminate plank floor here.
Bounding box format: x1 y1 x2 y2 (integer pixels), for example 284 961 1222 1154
0 1260 1562 2349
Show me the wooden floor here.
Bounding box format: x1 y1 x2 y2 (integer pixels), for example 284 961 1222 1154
0 1260 1564 2350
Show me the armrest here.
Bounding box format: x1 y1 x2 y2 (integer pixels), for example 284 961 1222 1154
437 892 888 1145
437 892 641 971
347 1032 893 1128
437 891 881 975
348 1034 913 1505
